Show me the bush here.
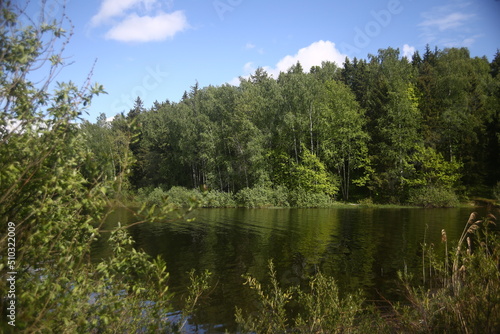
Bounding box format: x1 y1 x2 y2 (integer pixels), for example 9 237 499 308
165 186 201 208
235 185 289 208
139 187 238 208
288 188 333 208
201 190 237 208
0 3 212 331
407 186 459 208
139 186 168 206
235 260 387 333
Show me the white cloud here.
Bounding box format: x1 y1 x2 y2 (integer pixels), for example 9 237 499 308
418 2 477 47
105 11 188 42
245 43 256 50
266 40 347 78
419 12 474 32
91 0 188 42
243 62 255 74
91 0 157 26
229 40 347 85
402 44 416 59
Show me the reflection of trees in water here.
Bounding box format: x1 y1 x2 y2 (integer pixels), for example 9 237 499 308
96 207 476 330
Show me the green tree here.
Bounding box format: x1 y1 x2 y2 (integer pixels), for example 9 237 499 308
80 113 118 184
318 80 370 200
293 144 339 197
366 48 422 200
431 48 492 188
407 145 462 188
277 62 322 160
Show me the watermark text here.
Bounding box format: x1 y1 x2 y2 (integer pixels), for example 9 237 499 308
6 221 17 327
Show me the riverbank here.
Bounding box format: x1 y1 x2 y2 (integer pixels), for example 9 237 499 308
126 185 498 210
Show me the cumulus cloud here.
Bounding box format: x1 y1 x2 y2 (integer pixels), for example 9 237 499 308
230 40 347 85
268 40 346 77
402 44 416 59
91 0 156 26
105 11 188 42
91 0 189 42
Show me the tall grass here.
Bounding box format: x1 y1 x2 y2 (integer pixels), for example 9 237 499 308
394 212 500 333
235 212 500 333
235 260 388 333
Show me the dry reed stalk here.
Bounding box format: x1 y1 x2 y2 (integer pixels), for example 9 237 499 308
422 224 428 285
442 229 448 286
453 212 478 292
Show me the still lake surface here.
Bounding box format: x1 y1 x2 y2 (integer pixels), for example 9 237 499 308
94 206 492 332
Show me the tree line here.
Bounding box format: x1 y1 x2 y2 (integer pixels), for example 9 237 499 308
82 46 500 205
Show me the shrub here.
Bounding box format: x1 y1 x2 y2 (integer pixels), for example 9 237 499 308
165 186 201 208
0 3 211 332
407 186 459 208
141 187 168 206
288 188 333 208
235 260 387 333
235 185 290 208
201 190 237 208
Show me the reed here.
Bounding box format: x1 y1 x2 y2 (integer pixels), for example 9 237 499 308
396 212 500 333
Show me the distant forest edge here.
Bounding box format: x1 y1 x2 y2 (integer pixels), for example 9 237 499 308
82 46 500 207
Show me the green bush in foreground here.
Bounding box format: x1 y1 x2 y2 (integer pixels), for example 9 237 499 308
235 260 388 334
0 3 211 332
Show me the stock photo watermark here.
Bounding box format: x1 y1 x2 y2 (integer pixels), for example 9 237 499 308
5 221 17 327
340 0 404 54
111 65 169 114
36 0 68 22
213 0 244 21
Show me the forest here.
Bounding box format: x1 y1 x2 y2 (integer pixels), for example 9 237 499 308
82 46 500 207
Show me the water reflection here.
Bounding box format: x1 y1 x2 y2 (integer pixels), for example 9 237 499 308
92 207 490 332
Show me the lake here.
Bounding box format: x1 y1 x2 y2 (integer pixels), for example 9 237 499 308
93 206 491 333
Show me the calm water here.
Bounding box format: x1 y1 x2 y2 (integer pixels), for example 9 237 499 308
93 206 492 333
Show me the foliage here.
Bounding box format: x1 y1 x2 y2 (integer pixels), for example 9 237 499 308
319 80 370 200
236 261 292 333
394 213 500 333
0 3 210 333
235 260 387 333
293 145 339 197
139 186 169 206
138 186 238 208
288 188 334 208
164 186 201 208
201 189 237 208
407 145 462 188
407 186 460 208
235 185 289 208
89 44 500 204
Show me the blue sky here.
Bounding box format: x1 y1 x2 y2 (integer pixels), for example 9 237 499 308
24 0 500 121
